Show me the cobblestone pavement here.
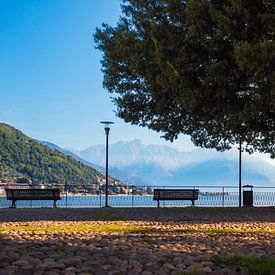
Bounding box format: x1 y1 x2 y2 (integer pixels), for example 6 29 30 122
0 207 274 274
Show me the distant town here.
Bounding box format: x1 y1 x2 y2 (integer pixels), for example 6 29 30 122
0 175 153 197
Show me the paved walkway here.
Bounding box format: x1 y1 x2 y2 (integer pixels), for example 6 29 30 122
0 207 274 274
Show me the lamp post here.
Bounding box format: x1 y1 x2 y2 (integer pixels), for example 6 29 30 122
239 136 242 208
100 121 114 207
238 123 245 208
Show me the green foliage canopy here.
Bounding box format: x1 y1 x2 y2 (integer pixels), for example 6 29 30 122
95 0 275 157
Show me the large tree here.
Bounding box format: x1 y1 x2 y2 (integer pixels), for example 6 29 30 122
95 0 275 157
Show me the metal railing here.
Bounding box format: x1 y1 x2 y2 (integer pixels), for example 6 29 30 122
0 185 275 208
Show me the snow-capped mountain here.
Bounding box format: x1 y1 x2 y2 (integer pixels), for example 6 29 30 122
67 139 275 187
39 140 149 186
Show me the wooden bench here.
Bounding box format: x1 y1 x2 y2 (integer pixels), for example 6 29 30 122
153 189 199 207
5 188 61 208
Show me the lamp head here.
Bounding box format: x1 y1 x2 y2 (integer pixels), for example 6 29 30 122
100 121 114 126
100 121 114 135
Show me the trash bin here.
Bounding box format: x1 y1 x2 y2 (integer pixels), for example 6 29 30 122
243 185 253 207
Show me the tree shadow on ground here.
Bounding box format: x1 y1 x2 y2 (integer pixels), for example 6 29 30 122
0 207 275 223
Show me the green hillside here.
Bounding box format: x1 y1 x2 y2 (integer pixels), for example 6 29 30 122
0 123 101 187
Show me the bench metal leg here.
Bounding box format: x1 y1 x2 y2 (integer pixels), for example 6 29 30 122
53 200 57 208
191 200 195 207
157 200 160 208
10 200 16 208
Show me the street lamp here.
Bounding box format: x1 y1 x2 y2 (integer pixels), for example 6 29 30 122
100 121 114 207
239 136 242 208
238 123 245 208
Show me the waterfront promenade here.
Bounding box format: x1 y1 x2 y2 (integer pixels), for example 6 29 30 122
2 185 275 208
0 207 275 274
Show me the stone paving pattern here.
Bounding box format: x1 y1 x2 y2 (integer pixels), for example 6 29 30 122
0 207 274 274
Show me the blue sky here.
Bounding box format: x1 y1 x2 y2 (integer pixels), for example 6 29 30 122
0 0 196 150
0 0 273 170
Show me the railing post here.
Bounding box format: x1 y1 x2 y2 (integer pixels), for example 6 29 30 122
65 185 68 208
222 187 224 207
163 186 165 207
193 186 196 207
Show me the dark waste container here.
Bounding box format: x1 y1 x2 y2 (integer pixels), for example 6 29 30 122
243 185 253 207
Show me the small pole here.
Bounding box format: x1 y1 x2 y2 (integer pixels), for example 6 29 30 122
222 187 224 207
65 184 68 208
239 137 242 207
163 186 165 207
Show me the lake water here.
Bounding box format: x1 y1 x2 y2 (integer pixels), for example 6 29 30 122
1 192 275 208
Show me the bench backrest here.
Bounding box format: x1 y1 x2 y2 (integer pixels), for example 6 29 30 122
153 189 199 200
5 188 61 200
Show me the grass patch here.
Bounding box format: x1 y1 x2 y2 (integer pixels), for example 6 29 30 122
212 255 275 275
92 209 124 221
0 222 150 233
89 223 150 233
174 228 275 234
177 272 204 275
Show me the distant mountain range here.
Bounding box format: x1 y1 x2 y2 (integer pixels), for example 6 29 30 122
7 122 273 190
63 139 275 187
40 141 148 186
